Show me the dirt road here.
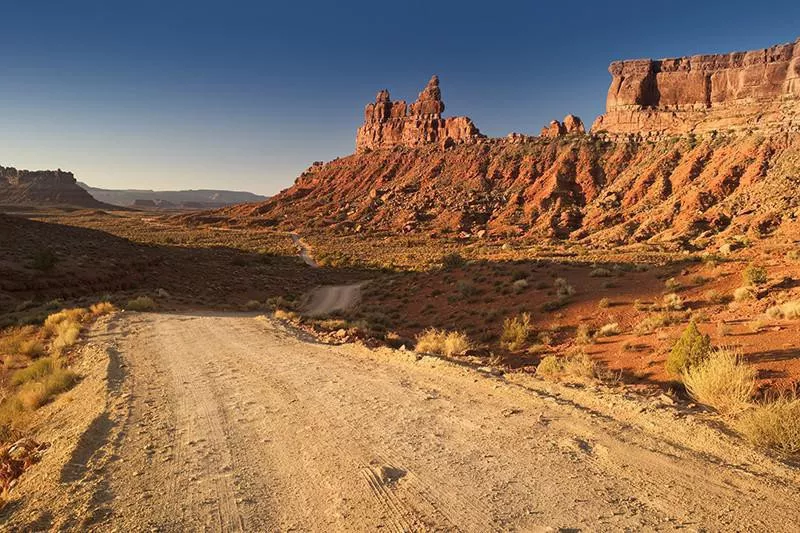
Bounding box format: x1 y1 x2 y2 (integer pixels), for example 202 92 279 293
6 312 800 531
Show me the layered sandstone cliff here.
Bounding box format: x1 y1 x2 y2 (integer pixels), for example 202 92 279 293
593 37 800 137
0 166 107 207
355 76 484 152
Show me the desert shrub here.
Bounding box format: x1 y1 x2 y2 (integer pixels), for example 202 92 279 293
0 326 44 358
665 321 710 375
415 328 470 356
597 322 621 337
244 300 262 311
51 320 81 355
17 368 78 410
736 397 800 453
89 302 116 316
733 286 754 302
766 300 800 320
664 278 681 292
500 313 531 351
787 250 800 261
273 309 299 321
540 298 568 312
682 349 756 414
634 312 684 334
575 324 594 345
589 268 612 278
456 280 477 297
11 357 56 386
704 290 728 305
598 298 610 309
127 296 155 312
441 253 466 270
511 270 527 281
536 349 598 382
554 278 575 298
662 293 684 310
31 249 58 271
43 308 87 336
512 279 529 292
742 264 767 286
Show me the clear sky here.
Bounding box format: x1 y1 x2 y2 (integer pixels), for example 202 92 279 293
2 1 798 195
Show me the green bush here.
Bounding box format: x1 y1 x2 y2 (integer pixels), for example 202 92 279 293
440 253 466 270
500 313 531 351
666 321 711 375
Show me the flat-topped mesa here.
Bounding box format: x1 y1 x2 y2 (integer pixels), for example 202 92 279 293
356 76 483 152
593 37 800 137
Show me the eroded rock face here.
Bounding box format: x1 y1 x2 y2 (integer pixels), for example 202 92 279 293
356 76 483 152
593 37 800 136
0 166 105 207
540 115 585 137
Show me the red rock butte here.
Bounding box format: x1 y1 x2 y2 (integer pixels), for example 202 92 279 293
355 75 484 152
593 37 800 137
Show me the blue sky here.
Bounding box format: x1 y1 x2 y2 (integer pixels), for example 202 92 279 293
1 1 798 195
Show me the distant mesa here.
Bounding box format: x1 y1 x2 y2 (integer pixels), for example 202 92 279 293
79 183 268 209
356 75 484 152
593 36 800 136
0 166 108 208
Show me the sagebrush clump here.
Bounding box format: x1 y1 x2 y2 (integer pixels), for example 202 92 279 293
682 349 756 414
500 313 531 351
415 329 470 356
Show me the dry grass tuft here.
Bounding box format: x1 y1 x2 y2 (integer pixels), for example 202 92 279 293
597 322 621 337
43 308 87 336
733 286 754 302
51 320 81 355
89 302 116 316
766 300 800 320
536 349 598 383
736 397 800 453
273 309 299 322
127 296 155 312
415 329 470 357
500 313 531 351
0 326 45 358
682 349 756 414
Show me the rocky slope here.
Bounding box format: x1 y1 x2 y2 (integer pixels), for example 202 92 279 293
1 167 108 208
198 132 800 246
187 37 800 247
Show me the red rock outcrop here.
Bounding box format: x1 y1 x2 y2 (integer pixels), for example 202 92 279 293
355 76 484 152
593 37 800 136
0 166 108 207
541 115 585 137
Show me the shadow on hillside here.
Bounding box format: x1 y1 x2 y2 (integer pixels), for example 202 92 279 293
0 214 376 324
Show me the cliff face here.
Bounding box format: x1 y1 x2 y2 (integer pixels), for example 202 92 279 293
355 76 484 153
593 37 800 137
0 166 107 207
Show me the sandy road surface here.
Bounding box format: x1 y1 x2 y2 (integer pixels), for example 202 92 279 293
7 312 800 531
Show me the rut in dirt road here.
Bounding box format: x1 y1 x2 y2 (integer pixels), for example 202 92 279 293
22 312 800 531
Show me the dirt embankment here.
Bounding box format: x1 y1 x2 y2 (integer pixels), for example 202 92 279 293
3 312 800 530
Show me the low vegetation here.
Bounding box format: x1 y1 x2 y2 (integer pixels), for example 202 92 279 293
665 321 710 375
682 349 756 414
500 313 531 351
742 264 767 286
127 296 156 311
415 328 470 356
536 349 599 383
736 397 800 453
766 300 800 320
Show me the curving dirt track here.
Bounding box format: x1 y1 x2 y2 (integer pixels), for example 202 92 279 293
5 312 800 531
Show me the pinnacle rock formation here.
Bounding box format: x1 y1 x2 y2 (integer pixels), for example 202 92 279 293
355 76 483 153
540 115 585 137
593 37 800 137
